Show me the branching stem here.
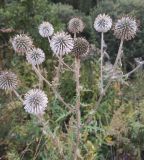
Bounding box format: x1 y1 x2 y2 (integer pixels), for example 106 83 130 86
12 88 24 103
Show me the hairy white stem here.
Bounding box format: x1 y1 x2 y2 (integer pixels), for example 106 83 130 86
58 57 74 72
37 65 43 89
53 55 63 89
73 56 81 160
123 61 144 78
92 38 124 114
100 32 104 94
48 36 51 43
32 65 73 111
12 88 24 103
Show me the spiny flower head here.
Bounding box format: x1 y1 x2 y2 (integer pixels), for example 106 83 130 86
94 14 112 33
11 34 33 54
50 32 74 56
113 16 138 40
39 21 54 37
72 38 89 57
0 71 18 90
23 89 48 116
26 48 45 65
68 17 85 34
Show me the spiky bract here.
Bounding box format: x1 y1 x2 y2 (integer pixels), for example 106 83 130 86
26 48 45 65
11 34 33 54
50 32 74 56
94 14 112 33
39 21 54 37
72 38 89 57
23 89 48 116
113 16 138 40
68 17 85 34
0 71 18 90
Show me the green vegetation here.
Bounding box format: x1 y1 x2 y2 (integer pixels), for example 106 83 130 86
0 0 144 159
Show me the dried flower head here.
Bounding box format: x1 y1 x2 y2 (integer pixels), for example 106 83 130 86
26 48 45 65
72 38 89 57
50 32 74 56
94 14 112 32
11 34 33 54
23 89 48 115
0 71 18 90
113 16 138 40
68 17 85 34
39 21 54 37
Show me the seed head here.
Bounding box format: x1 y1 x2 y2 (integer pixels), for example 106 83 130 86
11 34 33 54
23 89 48 116
0 71 18 90
39 21 54 37
50 32 74 56
113 16 138 40
94 14 112 33
68 17 85 34
72 38 89 57
26 48 45 65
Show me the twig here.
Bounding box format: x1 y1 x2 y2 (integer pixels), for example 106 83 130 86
37 116 66 159
32 65 73 112
33 134 43 160
90 38 124 115
100 32 104 94
123 61 144 78
73 56 81 160
53 55 63 89
37 65 43 89
12 88 24 103
58 57 74 72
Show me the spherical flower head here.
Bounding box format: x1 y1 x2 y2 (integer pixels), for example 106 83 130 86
113 16 138 40
72 38 89 57
94 14 112 32
26 48 45 65
68 17 85 34
23 89 48 116
39 21 54 37
50 32 74 56
11 34 33 54
0 71 18 90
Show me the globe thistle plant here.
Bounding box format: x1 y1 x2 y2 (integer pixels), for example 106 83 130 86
26 48 45 65
113 16 138 40
39 21 54 38
94 14 112 33
11 34 33 54
72 38 89 57
23 89 48 116
0 71 18 90
68 17 85 34
50 32 74 56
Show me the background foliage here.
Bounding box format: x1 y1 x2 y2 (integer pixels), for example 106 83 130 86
0 0 144 159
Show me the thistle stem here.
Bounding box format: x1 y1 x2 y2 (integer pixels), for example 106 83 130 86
53 55 62 89
12 88 24 103
100 32 104 94
123 61 144 78
37 115 65 159
37 65 43 89
95 38 124 112
32 65 73 112
73 56 81 160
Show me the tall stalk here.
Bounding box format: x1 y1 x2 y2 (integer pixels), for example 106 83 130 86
73 55 81 160
100 32 104 94
95 38 124 112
